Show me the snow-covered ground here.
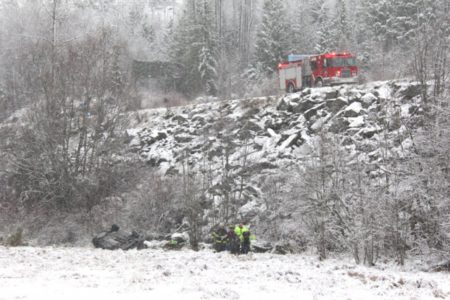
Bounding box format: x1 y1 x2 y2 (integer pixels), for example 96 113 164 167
1 246 448 300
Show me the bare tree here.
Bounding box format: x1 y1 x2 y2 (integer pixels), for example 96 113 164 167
3 2 132 218
295 131 343 260
180 149 204 250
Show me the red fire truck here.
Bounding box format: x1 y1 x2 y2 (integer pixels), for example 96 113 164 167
278 52 358 93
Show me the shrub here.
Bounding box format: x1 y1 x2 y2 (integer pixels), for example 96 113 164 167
6 228 24 247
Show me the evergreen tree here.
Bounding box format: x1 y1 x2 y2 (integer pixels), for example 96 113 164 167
367 0 436 50
289 0 315 53
170 2 202 95
334 0 350 51
389 0 425 46
199 46 218 96
350 0 377 76
170 0 218 96
197 0 218 96
160 19 175 58
363 0 404 79
365 0 395 52
110 45 124 98
309 0 326 25
314 13 336 52
315 21 336 53
254 0 289 74
311 0 336 53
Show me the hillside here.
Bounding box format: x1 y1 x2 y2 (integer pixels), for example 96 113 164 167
120 80 434 246
127 81 420 177
1 79 448 266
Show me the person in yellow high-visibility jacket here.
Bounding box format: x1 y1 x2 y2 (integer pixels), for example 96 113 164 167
234 223 248 241
234 223 255 254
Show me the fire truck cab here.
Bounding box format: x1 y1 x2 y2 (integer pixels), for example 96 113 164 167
278 52 358 92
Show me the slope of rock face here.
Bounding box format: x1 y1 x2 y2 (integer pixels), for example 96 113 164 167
124 80 425 234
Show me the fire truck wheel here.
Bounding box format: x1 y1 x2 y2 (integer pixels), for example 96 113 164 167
315 78 323 87
287 83 295 93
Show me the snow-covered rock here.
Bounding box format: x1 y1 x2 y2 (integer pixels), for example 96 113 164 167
119 81 428 239
343 101 363 117
361 92 378 106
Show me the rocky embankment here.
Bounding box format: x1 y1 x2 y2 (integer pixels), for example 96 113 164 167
125 81 424 233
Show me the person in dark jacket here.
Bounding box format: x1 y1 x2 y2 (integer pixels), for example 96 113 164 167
211 223 228 252
241 230 251 254
226 225 240 254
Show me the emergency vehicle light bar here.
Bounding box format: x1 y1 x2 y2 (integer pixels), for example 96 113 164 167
287 54 315 62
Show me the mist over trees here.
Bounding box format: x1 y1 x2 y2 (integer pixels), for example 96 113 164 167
1 0 448 105
169 0 449 99
0 0 449 264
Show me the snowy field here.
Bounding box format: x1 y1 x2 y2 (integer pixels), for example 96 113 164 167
1 247 449 300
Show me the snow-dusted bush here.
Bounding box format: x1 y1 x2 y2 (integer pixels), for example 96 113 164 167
6 228 24 247
244 75 280 98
